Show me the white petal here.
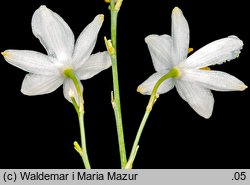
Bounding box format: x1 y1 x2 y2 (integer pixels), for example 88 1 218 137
21 74 63 95
175 81 214 118
171 7 189 64
32 5 74 61
75 51 111 80
72 14 104 69
137 71 175 95
145 34 173 71
180 69 247 91
63 78 83 105
2 50 59 75
181 36 243 69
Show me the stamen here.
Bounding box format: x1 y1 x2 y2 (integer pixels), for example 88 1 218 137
188 48 194 54
200 66 211 70
104 37 115 55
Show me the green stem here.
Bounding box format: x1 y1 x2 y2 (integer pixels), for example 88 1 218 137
108 0 127 168
64 68 91 169
78 111 91 169
126 68 179 168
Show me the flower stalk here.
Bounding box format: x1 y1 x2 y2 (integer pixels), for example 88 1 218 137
126 68 179 168
64 68 91 169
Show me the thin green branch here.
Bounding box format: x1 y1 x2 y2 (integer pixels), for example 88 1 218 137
78 111 91 169
126 68 179 168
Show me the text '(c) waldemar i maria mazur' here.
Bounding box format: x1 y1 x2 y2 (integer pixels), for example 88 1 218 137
19 171 138 181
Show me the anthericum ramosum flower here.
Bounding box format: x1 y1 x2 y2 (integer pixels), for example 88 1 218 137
1 5 111 104
137 7 247 119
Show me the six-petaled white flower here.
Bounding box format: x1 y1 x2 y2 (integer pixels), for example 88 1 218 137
137 7 247 118
2 5 111 103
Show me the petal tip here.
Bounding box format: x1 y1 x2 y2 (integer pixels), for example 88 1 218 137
144 35 151 43
20 88 29 96
172 7 181 14
97 14 104 22
144 34 157 44
39 5 47 9
1 51 7 57
137 86 143 93
100 14 104 22
203 114 211 119
228 35 240 40
33 5 50 22
144 36 150 43
197 109 212 119
240 84 248 91
38 5 49 13
228 35 243 46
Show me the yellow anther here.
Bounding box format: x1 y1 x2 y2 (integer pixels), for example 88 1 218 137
104 0 111 3
104 37 115 55
74 141 83 156
200 66 211 70
188 48 194 54
115 0 123 11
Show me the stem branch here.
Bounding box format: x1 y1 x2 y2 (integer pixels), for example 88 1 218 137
126 68 179 168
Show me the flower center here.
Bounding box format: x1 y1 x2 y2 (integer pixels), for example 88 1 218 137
63 67 74 78
171 67 182 79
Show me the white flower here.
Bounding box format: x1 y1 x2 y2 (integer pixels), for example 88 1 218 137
138 7 247 118
2 5 111 103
